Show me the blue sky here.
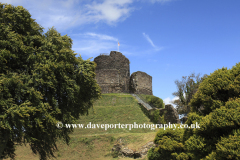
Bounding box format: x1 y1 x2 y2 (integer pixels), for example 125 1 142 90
2 0 240 107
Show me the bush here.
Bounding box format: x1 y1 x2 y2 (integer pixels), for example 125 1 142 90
146 95 165 108
214 129 240 159
147 148 161 160
149 109 162 124
148 125 185 160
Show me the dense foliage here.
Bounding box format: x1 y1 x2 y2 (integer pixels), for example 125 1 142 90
0 3 101 160
148 124 185 160
146 95 165 109
148 63 240 160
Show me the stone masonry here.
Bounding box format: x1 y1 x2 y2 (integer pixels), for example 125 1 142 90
158 104 180 124
130 71 152 95
94 51 153 95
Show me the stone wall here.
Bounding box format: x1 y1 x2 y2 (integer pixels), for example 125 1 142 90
94 51 130 93
130 71 152 95
159 104 180 124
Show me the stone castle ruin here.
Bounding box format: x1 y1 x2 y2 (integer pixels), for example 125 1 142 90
94 51 152 95
94 51 181 127
130 71 152 95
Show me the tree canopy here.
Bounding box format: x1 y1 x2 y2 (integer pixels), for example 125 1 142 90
172 72 207 115
0 3 101 160
148 63 240 160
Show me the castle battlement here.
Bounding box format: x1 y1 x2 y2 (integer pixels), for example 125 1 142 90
94 51 152 95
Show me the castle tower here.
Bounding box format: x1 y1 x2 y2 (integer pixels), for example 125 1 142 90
129 71 153 95
94 51 130 93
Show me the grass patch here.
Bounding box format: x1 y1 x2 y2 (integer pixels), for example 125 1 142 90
73 94 155 136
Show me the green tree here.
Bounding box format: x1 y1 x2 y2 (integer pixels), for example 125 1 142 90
182 97 240 159
149 63 240 159
172 72 207 115
181 64 240 159
0 3 101 160
190 65 240 115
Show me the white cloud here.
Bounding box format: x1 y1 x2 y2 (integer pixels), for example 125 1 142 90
142 32 163 51
1 0 174 33
71 32 120 57
143 32 156 48
73 40 115 57
163 96 178 108
1 0 134 32
163 97 171 104
85 0 134 25
81 33 118 41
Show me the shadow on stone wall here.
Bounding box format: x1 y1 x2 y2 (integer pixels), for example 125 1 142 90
158 104 180 124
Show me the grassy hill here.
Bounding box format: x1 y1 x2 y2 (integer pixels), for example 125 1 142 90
7 93 159 160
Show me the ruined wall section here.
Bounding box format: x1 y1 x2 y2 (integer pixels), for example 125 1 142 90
159 104 180 124
94 51 130 93
130 71 152 95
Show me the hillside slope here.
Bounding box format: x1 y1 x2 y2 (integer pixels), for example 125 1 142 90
6 93 158 160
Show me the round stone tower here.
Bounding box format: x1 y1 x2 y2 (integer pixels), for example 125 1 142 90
94 51 130 93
